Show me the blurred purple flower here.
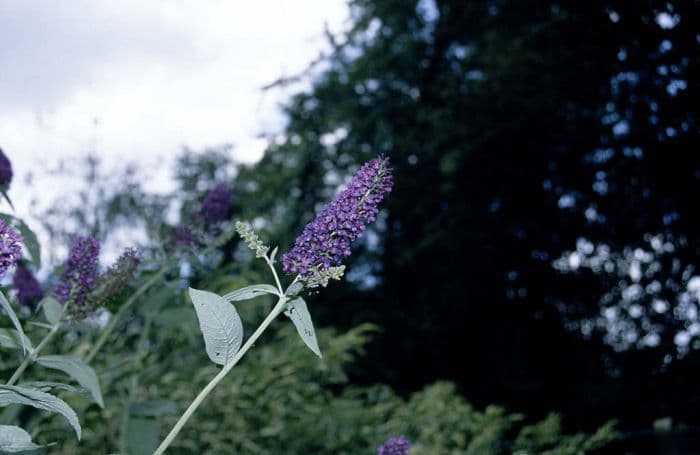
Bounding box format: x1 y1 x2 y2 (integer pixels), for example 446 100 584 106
282 155 393 277
0 220 22 277
200 184 232 224
377 436 411 455
13 264 44 306
53 236 100 307
0 148 12 188
173 223 196 248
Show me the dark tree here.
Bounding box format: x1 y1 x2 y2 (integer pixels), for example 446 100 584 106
231 0 699 440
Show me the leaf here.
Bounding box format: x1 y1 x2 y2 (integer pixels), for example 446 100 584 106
189 288 243 365
35 355 104 408
0 425 43 452
0 213 41 268
285 281 304 298
19 381 90 400
40 297 63 325
0 291 28 354
0 192 14 211
284 297 322 358
269 246 279 263
126 417 159 455
0 329 32 351
0 385 81 439
222 284 279 302
129 399 177 417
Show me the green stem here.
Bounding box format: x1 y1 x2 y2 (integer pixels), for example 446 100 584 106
6 321 60 386
153 298 287 455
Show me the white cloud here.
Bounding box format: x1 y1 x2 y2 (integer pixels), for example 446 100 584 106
0 0 348 263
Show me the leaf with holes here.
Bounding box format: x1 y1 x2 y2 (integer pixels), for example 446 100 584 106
189 288 243 365
0 385 81 439
284 297 322 358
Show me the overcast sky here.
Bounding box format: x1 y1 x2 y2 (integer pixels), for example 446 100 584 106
0 0 348 264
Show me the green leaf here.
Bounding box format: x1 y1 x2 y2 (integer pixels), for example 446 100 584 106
40 297 63 325
0 385 81 439
35 355 104 408
189 288 243 365
19 381 89 397
269 246 279 263
0 291 28 355
0 192 14 211
0 213 41 268
129 400 177 417
0 425 43 452
0 329 32 352
222 284 279 302
284 297 322 358
126 417 159 455
284 281 304 298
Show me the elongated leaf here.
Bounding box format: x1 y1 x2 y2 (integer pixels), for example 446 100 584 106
129 400 177 417
0 385 81 439
40 297 63 325
0 425 43 452
284 281 304 298
0 329 32 351
222 284 279 302
36 355 104 408
19 381 90 399
0 213 40 268
0 291 27 354
189 288 243 365
284 297 322 358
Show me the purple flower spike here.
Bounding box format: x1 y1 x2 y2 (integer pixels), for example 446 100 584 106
0 220 23 277
53 236 100 307
378 435 411 455
200 184 232 224
0 148 12 188
282 155 393 277
13 264 44 306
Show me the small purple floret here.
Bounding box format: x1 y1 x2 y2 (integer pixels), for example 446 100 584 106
281 155 393 277
200 184 232 224
0 148 12 187
0 220 22 277
13 264 44 306
53 236 100 307
377 435 411 455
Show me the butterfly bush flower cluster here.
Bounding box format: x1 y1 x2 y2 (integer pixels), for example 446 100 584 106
377 436 411 455
0 219 22 277
0 148 12 188
53 236 100 308
200 184 232 224
281 155 392 280
13 264 44 306
88 247 140 305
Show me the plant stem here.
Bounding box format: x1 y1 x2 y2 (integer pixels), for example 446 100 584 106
265 256 285 295
153 297 287 455
6 322 60 386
